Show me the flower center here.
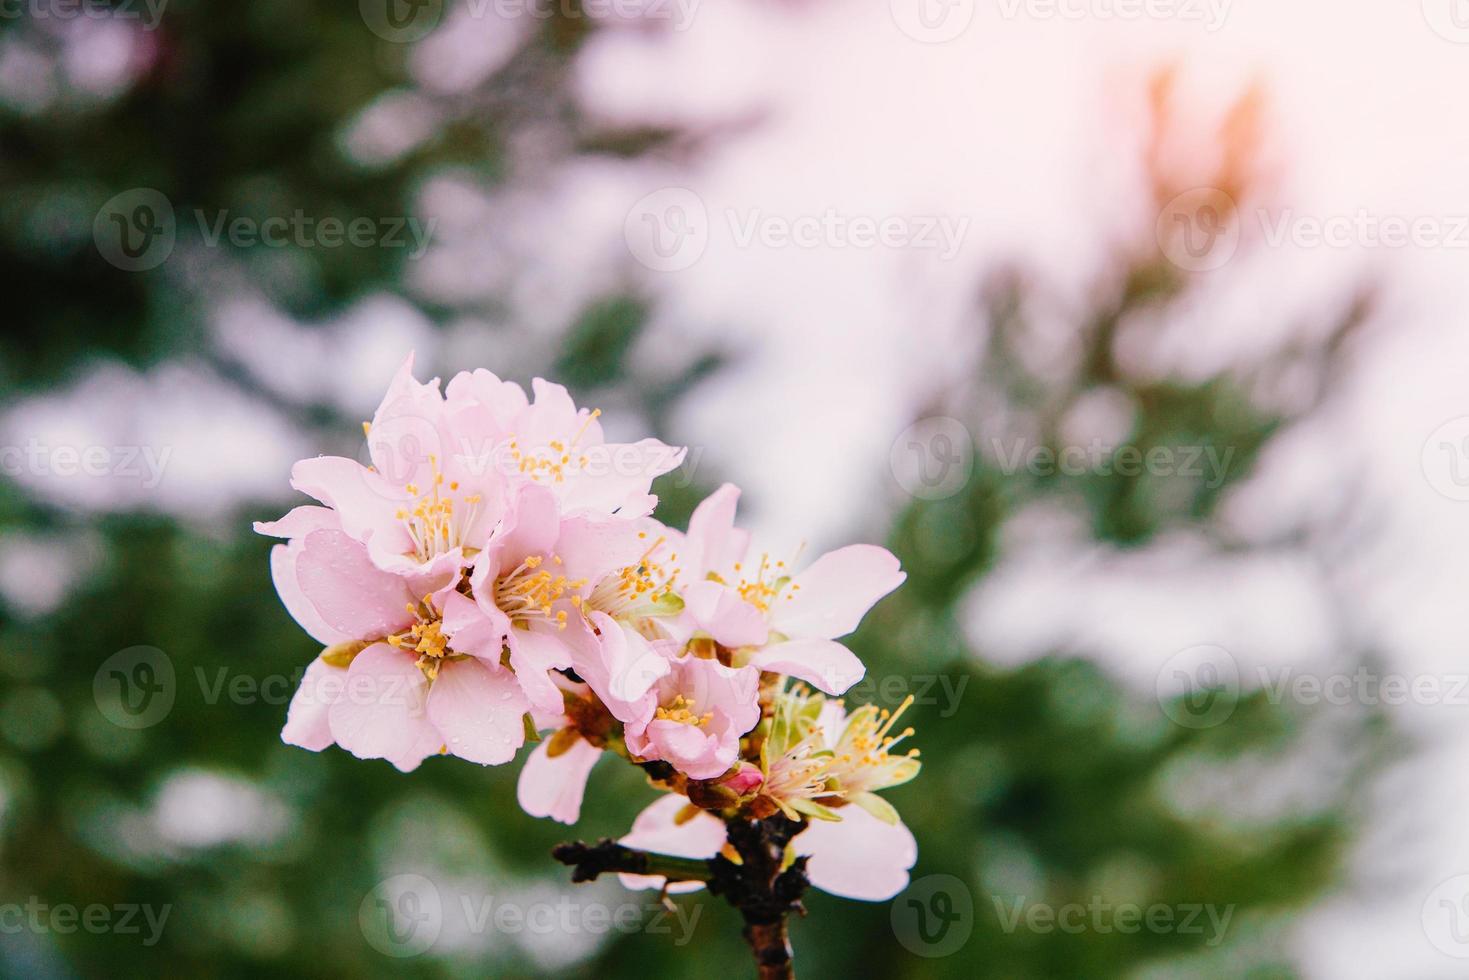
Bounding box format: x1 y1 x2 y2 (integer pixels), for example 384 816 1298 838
655 694 712 728
707 552 798 613
587 534 681 619
830 695 921 794
393 455 484 563
386 604 453 680
494 554 585 630
504 408 601 485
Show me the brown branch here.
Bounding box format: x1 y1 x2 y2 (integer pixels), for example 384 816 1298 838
556 815 810 979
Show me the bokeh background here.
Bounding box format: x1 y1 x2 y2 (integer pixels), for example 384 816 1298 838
6 0 1469 976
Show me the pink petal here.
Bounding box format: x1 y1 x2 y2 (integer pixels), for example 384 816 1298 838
681 580 769 648
618 794 725 894
683 483 750 577
327 643 441 772
559 439 688 518
426 657 529 766
564 615 656 726
253 505 339 539
295 529 418 640
585 612 670 705
795 806 917 901
770 545 905 640
367 353 448 489
491 482 562 565
628 718 728 780
506 626 573 716
281 656 345 752
745 638 866 695
270 541 353 646
440 591 509 660
289 456 411 551
553 515 653 587
520 378 586 445
445 368 528 430
517 736 601 824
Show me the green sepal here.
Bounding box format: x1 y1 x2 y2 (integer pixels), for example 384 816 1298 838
320 641 368 669
850 791 901 825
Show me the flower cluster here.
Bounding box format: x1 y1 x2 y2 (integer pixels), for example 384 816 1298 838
259 355 919 903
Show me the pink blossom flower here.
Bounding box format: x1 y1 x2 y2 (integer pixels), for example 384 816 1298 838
622 653 762 780
616 793 918 901
291 355 511 588
257 512 530 771
259 355 687 772
671 483 907 695
449 481 656 715
442 369 686 519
